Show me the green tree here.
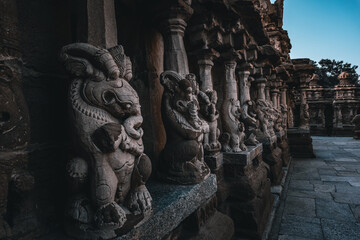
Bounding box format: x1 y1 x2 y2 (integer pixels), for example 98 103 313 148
314 59 359 87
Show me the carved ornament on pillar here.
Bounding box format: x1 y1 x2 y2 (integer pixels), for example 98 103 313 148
254 77 272 139
197 53 221 154
220 59 247 152
158 70 210 184
60 43 152 239
237 68 260 146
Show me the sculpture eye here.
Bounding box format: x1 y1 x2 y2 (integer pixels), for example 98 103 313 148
102 91 116 105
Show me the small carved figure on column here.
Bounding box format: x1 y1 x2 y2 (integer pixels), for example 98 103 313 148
60 43 152 239
158 71 210 184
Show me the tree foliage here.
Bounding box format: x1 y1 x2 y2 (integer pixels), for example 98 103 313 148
314 59 359 87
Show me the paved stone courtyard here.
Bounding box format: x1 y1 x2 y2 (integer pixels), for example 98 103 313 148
269 136 360 240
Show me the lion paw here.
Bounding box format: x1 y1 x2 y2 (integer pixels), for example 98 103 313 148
127 185 152 216
94 202 127 229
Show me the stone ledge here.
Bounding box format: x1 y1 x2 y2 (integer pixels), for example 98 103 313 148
223 143 263 166
118 174 217 240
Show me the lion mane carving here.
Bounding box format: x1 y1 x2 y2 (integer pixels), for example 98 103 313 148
60 43 152 239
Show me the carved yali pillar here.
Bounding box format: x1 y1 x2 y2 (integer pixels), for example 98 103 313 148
197 51 222 170
237 68 259 146
60 43 153 239
158 70 210 184
254 77 272 139
221 60 247 153
255 76 284 184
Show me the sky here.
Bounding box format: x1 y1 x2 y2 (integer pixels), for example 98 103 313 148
280 0 360 74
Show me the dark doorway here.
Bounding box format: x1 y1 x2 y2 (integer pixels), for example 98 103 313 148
324 104 333 136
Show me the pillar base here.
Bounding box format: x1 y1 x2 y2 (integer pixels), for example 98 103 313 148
259 136 284 185
287 128 315 158
276 130 291 167
220 144 274 239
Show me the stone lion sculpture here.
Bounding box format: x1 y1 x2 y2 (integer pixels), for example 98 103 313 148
60 43 152 239
158 71 210 184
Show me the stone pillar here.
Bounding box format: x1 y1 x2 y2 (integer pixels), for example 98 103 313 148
197 51 222 169
221 59 247 153
265 84 271 102
86 0 118 48
299 77 310 130
271 89 278 108
198 58 214 92
238 70 251 106
256 78 267 101
162 18 190 77
280 87 287 107
224 60 238 100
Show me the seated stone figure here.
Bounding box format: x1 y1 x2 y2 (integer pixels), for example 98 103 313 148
60 43 152 239
158 71 210 184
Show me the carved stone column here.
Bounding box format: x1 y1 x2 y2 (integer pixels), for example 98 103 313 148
197 51 222 169
271 89 278 109
256 77 267 101
237 67 259 146
221 59 247 152
280 86 288 128
75 0 118 48
265 84 271 102
299 78 310 130
161 2 193 77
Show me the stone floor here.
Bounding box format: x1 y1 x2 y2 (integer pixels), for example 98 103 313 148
269 136 360 240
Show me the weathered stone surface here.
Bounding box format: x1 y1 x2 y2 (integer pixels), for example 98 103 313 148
316 199 356 222
321 219 360 240
270 137 360 240
118 174 217 240
279 218 322 239
283 196 316 217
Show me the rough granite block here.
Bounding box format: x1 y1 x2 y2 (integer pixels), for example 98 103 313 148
118 174 217 240
223 144 262 166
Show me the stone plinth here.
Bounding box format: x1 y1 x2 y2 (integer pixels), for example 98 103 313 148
260 136 284 185
276 130 291 167
44 175 219 240
118 174 217 240
220 144 274 239
287 128 315 158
